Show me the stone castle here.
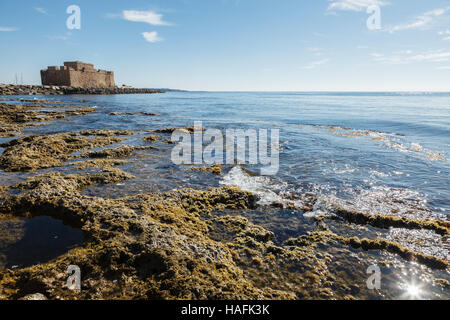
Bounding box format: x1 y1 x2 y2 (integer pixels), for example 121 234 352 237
41 61 115 88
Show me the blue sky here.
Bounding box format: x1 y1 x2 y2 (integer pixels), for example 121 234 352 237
0 0 449 91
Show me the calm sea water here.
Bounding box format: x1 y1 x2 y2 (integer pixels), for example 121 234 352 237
24 91 448 215
1 91 449 298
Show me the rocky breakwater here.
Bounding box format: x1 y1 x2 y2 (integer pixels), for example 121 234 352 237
0 84 165 96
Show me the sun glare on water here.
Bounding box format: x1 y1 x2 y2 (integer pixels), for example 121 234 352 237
399 281 425 300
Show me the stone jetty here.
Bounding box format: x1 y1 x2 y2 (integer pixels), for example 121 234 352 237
0 84 164 96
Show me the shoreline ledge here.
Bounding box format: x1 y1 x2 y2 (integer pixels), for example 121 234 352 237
0 84 165 96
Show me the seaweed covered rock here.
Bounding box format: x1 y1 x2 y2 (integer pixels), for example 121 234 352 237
0 130 133 172
0 102 95 138
0 171 292 299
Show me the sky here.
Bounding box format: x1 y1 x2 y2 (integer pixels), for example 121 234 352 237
0 0 449 91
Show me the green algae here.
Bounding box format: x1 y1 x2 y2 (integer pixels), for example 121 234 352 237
332 205 449 236
0 130 133 172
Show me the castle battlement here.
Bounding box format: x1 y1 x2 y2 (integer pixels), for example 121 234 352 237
41 61 115 88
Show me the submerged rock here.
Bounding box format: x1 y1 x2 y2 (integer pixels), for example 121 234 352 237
332 205 449 236
142 135 160 143
189 165 223 175
151 126 205 134
71 159 129 170
82 145 154 159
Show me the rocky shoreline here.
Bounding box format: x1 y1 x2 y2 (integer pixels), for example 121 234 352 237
0 84 165 96
0 98 448 300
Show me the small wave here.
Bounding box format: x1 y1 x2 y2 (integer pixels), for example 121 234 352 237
220 166 339 219
220 166 287 206
301 124 448 162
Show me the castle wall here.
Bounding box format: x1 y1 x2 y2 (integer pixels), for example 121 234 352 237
67 70 115 87
40 68 72 87
41 62 115 88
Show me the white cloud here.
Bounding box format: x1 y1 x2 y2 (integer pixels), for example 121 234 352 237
142 31 163 43
371 50 450 65
0 27 19 32
438 30 450 41
386 7 450 33
123 10 171 26
409 51 450 63
35 7 48 15
437 66 450 70
302 58 330 69
328 0 387 12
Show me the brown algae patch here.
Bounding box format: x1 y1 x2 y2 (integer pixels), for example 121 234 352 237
0 130 133 172
332 205 449 236
189 164 223 175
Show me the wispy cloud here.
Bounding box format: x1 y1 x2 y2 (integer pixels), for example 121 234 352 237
46 31 72 41
307 47 325 57
302 58 330 69
0 27 19 32
438 30 450 41
123 10 172 26
328 0 387 12
386 7 450 33
142 31 163 43
371 50 450 65
35 7 48 15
